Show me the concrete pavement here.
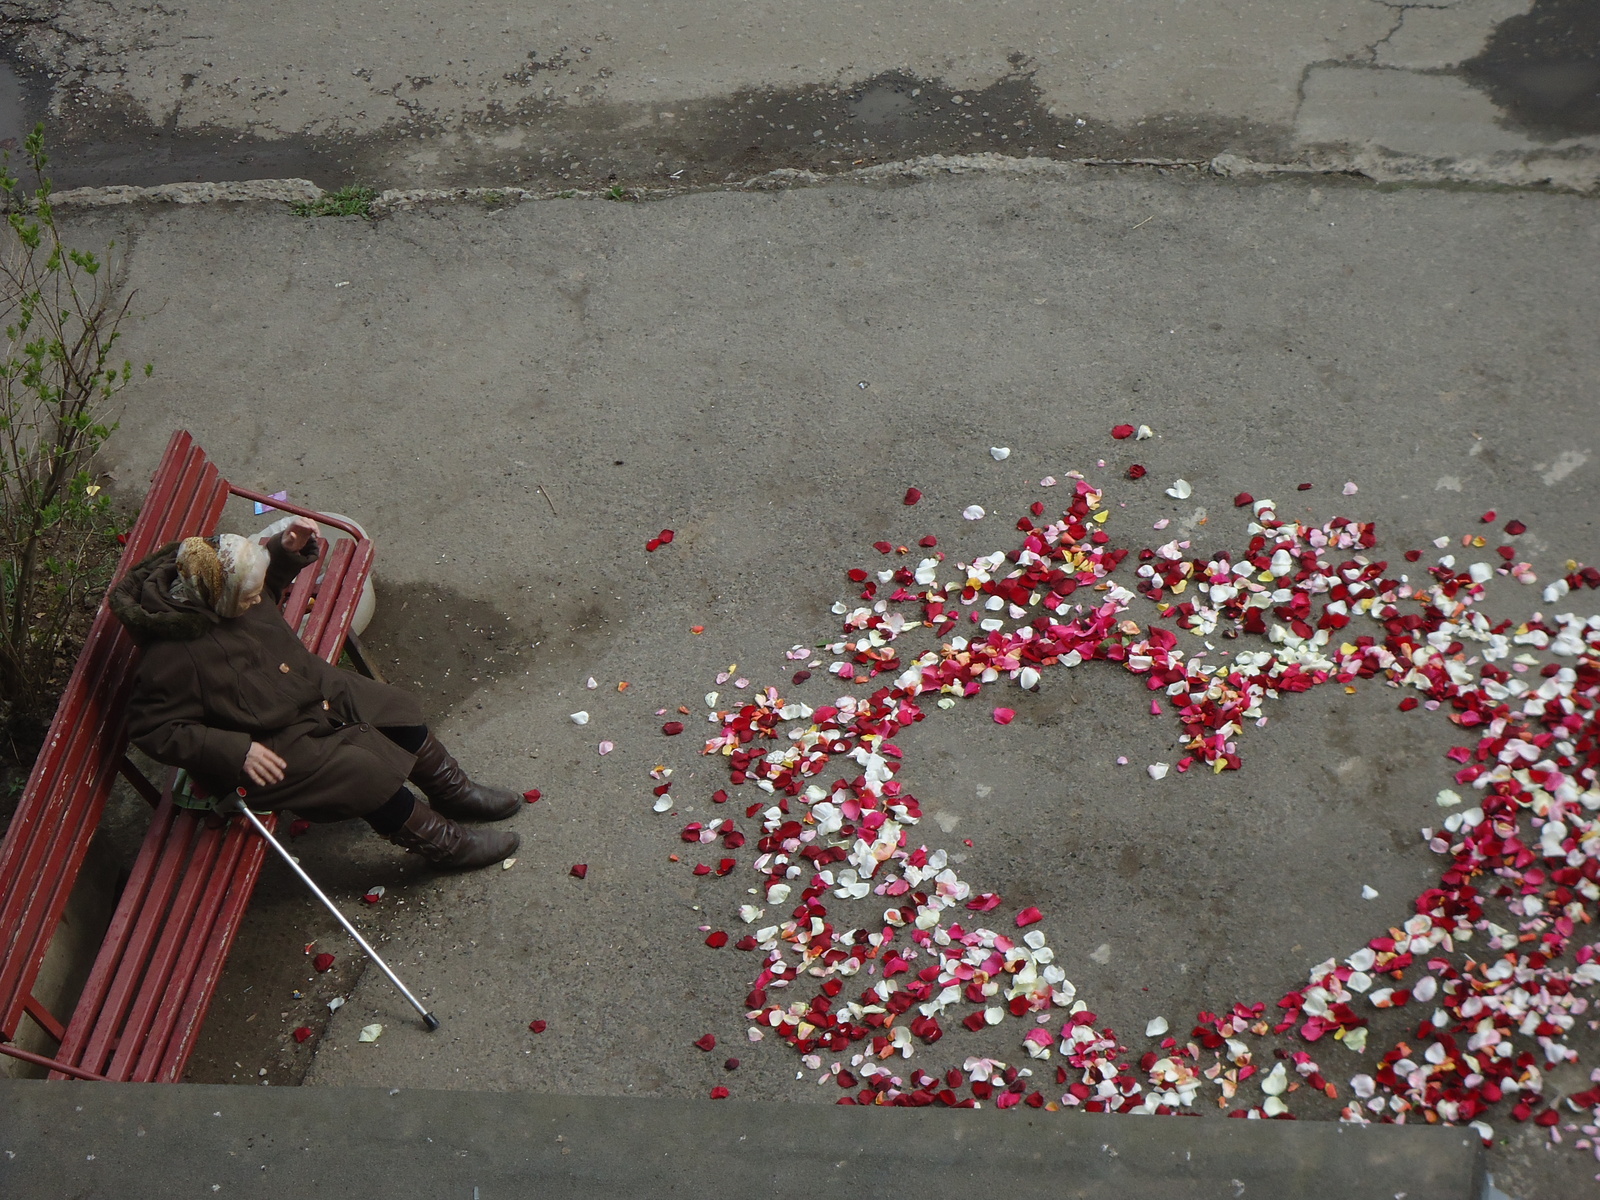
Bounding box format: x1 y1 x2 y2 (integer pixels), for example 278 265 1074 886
33 165 1590 1197
0 1078 1487 1199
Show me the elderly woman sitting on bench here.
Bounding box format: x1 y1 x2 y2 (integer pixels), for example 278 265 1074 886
111 517 521 870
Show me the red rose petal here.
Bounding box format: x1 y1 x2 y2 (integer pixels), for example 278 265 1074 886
528 1019 547 1033
695 1033 717 1051
873 541 893 554
645 538 660 552
735 935 758 950
712 790 728 804
716 858 736 876
919 535 938 548
724 1057 740 1071
1111 424 1135 439
847 568 868 583
903 487 922 505
289 818 312 838
1504 519 1526 536
1404 549 1422 562
293 1026 312 1044
523 788 541 803
1480 510 1496 523
662 721 684 735
992 707 1015 725
693 863 711 875
705 930 729 948
1398 697 1419 711
1233 492 1254 507
965 892 1002 911
1296 482 1312 491
1030 502 1044 516
313 953 335 972
658 529 675 544
1126 464 1146 480
792 670 811 684
710 1086 730 1099
1016 907 1043 928
570 863 588 879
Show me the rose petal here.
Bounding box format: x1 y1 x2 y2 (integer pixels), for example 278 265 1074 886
570 863 588 879
695 1033 717 1051
992 707 1015 725
918 535 938 548
709 1086 730 1099
990 447 1011 461
293 1026 312 1044
903 487 922 505
705 931 729 948
645 538 660 552
313 953 335 973
1016 906 1043 927
966 893 1002 911
1145 1017 1169 1037
1504 519 1526 536
528 1019 548 1033
598 741 613 755
570 711 590 725
1233 492 1254 507
1111 424 1135 439
662 721 685 735
1164 479 1192 500
1039 476 1057 487
357 1024 383 1043
1147 763 1169 780
523 789 541 803
873 541 893 554
1342 481 1358 495
1126 464 1146 480
1297 482 1312 491
658 529 675 544
963 505 986 521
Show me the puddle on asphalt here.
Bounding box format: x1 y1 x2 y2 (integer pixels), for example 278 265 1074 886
1462 0 1600 138
9 59 1285 191
0 53 49 156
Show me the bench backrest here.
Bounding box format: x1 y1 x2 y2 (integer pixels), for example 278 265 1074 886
0 430 371 1048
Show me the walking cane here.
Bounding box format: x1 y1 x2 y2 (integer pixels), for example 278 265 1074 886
233 793 441 1031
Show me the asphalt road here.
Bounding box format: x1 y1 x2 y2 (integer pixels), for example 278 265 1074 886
2 0 1597 190
46 165 1594 1197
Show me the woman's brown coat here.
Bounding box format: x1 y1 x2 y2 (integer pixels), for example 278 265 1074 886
111 534 423 820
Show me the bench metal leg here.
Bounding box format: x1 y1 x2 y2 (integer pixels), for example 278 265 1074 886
231 798 439 1032
342 630 387 683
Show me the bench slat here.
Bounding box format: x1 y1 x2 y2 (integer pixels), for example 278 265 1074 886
109 820 231 1081
55 800 196 1076
0 431 229 1039
130 822 257 1082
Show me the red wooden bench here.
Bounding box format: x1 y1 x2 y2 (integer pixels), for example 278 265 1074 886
0 429 381 1082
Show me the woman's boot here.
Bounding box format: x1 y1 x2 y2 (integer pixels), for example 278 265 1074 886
387 799 519 869
408 732 522 821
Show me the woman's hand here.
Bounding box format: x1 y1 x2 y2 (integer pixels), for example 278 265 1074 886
243 742 287 787
278 517 319 554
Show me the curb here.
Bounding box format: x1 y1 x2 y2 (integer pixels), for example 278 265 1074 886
41 147 1600 216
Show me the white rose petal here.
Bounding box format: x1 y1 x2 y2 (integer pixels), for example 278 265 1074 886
1165 479 1192 500
1146 1016 1169 1037
963 505 986 521
1147 762 1170 780
357 1024 383 1043
990 447 1011 461
570 711 590 725
1361 885 1379 900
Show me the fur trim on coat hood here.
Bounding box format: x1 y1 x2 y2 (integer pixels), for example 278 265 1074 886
110 543 220 644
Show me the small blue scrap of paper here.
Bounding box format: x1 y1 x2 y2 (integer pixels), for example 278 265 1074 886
254 490 289 516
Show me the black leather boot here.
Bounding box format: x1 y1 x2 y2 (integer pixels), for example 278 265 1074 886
408 733 522 821
386 799 520 869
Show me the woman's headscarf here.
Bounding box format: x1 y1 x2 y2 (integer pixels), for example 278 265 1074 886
172 534 270 618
